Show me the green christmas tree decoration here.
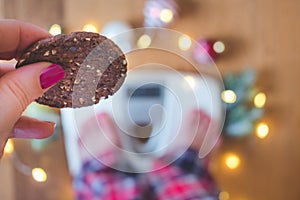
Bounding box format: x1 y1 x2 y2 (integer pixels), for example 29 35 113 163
223 68 264 137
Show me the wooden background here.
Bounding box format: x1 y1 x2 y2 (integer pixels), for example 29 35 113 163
0 0 300 199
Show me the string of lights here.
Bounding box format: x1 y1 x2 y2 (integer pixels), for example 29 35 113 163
3 1 270 199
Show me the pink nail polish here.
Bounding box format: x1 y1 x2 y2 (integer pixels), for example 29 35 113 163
40 64 64 89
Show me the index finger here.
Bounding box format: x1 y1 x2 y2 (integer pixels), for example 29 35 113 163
0 19 51 60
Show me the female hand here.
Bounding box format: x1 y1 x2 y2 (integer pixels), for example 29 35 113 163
0 19 64 157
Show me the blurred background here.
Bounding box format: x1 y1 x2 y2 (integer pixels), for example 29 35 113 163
1 0 300 200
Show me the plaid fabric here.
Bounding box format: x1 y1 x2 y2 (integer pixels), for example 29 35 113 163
73 149 219 200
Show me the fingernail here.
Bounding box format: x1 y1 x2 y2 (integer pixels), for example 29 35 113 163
12 121 56 139
40 64 64 89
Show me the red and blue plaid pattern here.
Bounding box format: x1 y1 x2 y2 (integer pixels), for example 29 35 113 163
73 149 219 200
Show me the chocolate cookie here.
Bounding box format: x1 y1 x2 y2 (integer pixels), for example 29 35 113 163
16 32 127 108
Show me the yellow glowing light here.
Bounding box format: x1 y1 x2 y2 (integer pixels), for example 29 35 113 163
256 122 269 139
49 24 62 36
4 140 14 155
184 75 196 89
160 9 174 23
221 90 237 104
178 35 192 51
219 191 230 200
32 168 47 182
225 153 240 169
254 92 267 108
213 41 225 53
137 34 152 49
82 24 98 33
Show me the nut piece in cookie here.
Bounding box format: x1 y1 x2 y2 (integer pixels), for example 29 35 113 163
16 32 127 108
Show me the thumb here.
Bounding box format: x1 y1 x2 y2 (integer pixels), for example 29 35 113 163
0 63 64 141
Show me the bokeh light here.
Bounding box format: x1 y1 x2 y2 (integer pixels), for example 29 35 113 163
256 122 269 139
4 139 14 155
184 75 196 89
49 24 62 35
137 34 152 49
221 90 237 104
225 153 241 169
178 35 192 51
254 92 267 108
160 9 174 23
32 168 47 182
219 191 230 200
82 24 98 33
213 41 225 53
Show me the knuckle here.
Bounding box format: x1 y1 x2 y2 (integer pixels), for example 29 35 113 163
2 78 31 111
